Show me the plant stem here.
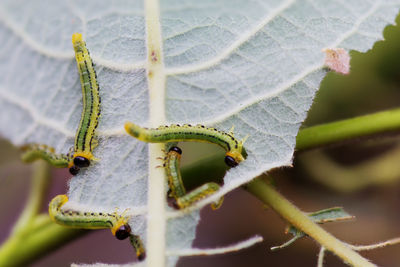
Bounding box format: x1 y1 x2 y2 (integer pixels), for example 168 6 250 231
12 161 50 235
296 108 400 150
0 216 86 267
245 177 375 267
0 161 87 267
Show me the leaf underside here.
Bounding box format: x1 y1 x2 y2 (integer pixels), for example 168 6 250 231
0 0 399 266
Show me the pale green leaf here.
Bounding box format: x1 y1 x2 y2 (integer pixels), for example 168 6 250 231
271 207 354 251
287 207 354 239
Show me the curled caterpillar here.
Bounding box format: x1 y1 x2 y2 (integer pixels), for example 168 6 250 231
164 146 223 209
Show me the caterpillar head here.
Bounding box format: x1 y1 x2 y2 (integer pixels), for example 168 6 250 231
68 152 94 175
225 139 247 167
115 224 132 240
224 151 244 167
112 217 131 240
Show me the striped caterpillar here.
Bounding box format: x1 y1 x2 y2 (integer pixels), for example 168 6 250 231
20 144 71 168
49 195 145 260
68 33 101 174
20 33 101 175
125 123 247 167
164 146 223 209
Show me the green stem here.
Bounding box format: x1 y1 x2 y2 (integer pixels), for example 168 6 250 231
13 161 50 235
0 216 87 267
245 177 375 267
0 161 87 266
296 108 400 150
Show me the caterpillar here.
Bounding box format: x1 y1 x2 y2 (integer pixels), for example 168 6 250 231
49 194 145 260
164 146 223 209
69 33 101 174
20 144 71 168
20 33 101 176
125 123 247 167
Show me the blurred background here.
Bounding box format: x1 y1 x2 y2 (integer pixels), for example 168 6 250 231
1 13 400 267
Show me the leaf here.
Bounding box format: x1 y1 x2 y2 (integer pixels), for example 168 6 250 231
287 207 354 237
271 207 354 251
306 207 354 223
0 1 399 266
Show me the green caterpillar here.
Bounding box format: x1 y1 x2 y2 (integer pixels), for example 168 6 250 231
49 194 145 260
164 146 223 209
20 144 71 168
125 123 247 167
69 33 101 173
20 33 101 175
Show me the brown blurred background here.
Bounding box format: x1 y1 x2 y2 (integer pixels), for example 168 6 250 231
2 14 400 267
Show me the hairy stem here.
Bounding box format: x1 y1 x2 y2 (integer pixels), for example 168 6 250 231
245 177 375 267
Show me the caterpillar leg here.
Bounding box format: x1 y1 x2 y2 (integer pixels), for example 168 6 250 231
91 137 99 149
21 144 70 168
210 195 224 210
